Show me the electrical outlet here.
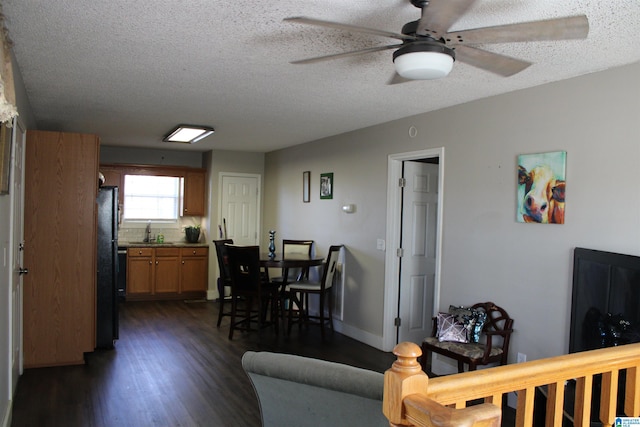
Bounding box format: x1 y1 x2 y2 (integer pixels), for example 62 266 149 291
517 352 527 363
376 239 386 251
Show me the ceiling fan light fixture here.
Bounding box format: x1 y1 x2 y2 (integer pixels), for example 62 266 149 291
393 43 455 80
163 124 215 143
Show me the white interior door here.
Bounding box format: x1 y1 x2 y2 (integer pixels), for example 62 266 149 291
398 161 439 344
219 174 260 246
9 119 26 390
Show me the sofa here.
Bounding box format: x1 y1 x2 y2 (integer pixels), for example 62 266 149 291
242 351 389 427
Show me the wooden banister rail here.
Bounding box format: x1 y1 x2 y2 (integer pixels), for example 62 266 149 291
383 341 640 427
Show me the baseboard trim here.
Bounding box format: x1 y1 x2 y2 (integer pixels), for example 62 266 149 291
333 320 385 351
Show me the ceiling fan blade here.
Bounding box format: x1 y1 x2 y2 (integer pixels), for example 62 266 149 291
416 0 477 36
290 44 403 65
454 45 532 77
446 15 589 45
284 17 416 42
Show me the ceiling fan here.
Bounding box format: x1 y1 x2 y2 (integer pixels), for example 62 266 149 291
284 0 589 83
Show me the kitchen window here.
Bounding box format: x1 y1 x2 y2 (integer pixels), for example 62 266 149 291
122 175 180 221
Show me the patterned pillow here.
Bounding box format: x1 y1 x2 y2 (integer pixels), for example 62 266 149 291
436 312 469 343
448 305 487 343
471 310 487 343
448 305 476 341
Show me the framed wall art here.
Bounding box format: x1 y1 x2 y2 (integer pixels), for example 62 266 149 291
517 150 566 224
303 171 310 203
320 172 333 200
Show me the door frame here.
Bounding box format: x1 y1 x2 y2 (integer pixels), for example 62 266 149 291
382 147 444 352
8 118 25 383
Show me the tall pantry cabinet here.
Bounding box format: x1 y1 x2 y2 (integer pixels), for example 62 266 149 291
23 130 99 368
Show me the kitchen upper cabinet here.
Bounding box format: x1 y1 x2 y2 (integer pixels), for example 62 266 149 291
126 246 207 300
24 130 99 368
99 166 124 205
182 170 205 216
99 164 207 217
180 247 209 293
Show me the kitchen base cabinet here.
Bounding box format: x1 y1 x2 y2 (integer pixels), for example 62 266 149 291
126 246 208 300
180 247 209 293
127 248 154 296
154 248 181 294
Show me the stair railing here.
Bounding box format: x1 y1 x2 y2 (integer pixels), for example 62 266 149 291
383 341 640 426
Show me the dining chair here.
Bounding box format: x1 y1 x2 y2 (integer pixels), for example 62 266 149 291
271 239 315 284
287 245 343 340
226 244 280 340
213 239 234 327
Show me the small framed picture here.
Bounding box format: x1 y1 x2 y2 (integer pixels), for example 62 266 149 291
303 171 310 203
320 173 333 200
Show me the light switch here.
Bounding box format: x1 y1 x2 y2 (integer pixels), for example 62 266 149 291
376 239 386 251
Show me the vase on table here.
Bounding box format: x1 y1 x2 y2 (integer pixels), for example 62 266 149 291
268 230 276 258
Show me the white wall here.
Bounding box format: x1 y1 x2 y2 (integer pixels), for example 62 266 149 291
263 62 640 367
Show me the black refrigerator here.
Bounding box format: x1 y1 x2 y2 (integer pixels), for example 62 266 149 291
96 186 119 348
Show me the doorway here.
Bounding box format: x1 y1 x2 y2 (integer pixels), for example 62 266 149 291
382 148 444 352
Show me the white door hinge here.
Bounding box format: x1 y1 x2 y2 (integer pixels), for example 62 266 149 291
398 178 406 188
396 248 404 257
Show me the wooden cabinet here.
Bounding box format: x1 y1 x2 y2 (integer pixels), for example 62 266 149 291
98 164 206 217
154 248 181 294
182 170 205 216
24 130 99 368
99 166 124 205
127 248 154 295
180 247 209 292
126 246 208 300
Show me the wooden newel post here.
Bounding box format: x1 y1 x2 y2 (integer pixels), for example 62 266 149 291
383 342 429 426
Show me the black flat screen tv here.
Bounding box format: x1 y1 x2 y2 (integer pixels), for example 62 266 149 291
570 247 640 353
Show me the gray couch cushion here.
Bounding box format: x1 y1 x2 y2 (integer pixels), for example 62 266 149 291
242 351 388 427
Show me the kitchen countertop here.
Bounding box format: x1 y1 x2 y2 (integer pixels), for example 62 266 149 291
118 241 209 248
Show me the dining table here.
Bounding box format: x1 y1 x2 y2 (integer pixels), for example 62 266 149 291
260 252 325 329
260 252 325 285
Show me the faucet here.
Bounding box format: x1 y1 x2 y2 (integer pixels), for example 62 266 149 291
144 221 152 243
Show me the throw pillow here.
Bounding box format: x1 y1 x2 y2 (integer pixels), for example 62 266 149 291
448 305 487 343
471 310 487 343
436 312 468 343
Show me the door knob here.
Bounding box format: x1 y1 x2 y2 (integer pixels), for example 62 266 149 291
18 268 29 275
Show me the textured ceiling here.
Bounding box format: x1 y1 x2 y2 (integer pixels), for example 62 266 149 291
2 0 639 153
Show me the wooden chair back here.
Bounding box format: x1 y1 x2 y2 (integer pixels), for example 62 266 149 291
213 239 234 326
321 245 343 290
282 239 314 280
226 245 266 293
282 239 314 256
213 239 234 284
471 302 514 365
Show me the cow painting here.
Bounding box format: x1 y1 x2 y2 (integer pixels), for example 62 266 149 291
517 151 566 224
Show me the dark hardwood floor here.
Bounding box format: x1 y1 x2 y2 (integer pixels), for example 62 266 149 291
11 299 397 427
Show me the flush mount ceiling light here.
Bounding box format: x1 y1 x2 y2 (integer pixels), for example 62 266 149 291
392 42 455 80
163 124 215 144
